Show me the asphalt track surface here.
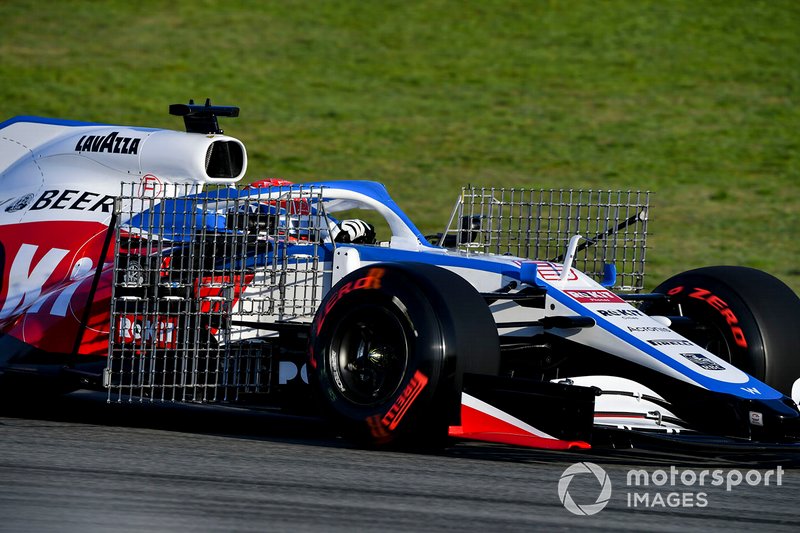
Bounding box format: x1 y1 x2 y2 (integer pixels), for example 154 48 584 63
1 391 798 532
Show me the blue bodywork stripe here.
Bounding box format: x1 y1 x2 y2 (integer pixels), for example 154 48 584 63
0 115 157 132
353 245 521 278
543 285 782 400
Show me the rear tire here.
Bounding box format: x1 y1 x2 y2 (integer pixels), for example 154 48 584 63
643 266 800 396
308 262 499 448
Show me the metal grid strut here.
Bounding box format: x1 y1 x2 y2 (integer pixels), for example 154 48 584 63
442 187 650 291
106 183 329 403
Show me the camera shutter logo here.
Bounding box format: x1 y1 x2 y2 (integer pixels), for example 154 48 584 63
558 462 612 515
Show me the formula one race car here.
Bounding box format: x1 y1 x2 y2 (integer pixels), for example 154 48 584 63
2 101 799 451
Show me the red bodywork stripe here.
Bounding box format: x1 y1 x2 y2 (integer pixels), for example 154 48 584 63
448 404 591 450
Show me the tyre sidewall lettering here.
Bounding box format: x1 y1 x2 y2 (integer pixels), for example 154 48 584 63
310 268 446 441
655 279 765 379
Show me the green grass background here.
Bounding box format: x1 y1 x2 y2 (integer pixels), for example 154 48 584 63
1 0 798 292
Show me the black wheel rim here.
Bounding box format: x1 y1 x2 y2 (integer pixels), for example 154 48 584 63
328 303 410 405
688 322 734 363
658 301 735 365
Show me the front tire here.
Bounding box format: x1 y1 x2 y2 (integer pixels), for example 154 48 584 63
643 266 800 396
308 262 500 448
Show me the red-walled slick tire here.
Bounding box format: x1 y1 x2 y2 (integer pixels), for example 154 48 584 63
643 266 800 396
308 262 500 448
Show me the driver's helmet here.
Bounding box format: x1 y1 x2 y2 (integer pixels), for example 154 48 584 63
231 179 375 244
